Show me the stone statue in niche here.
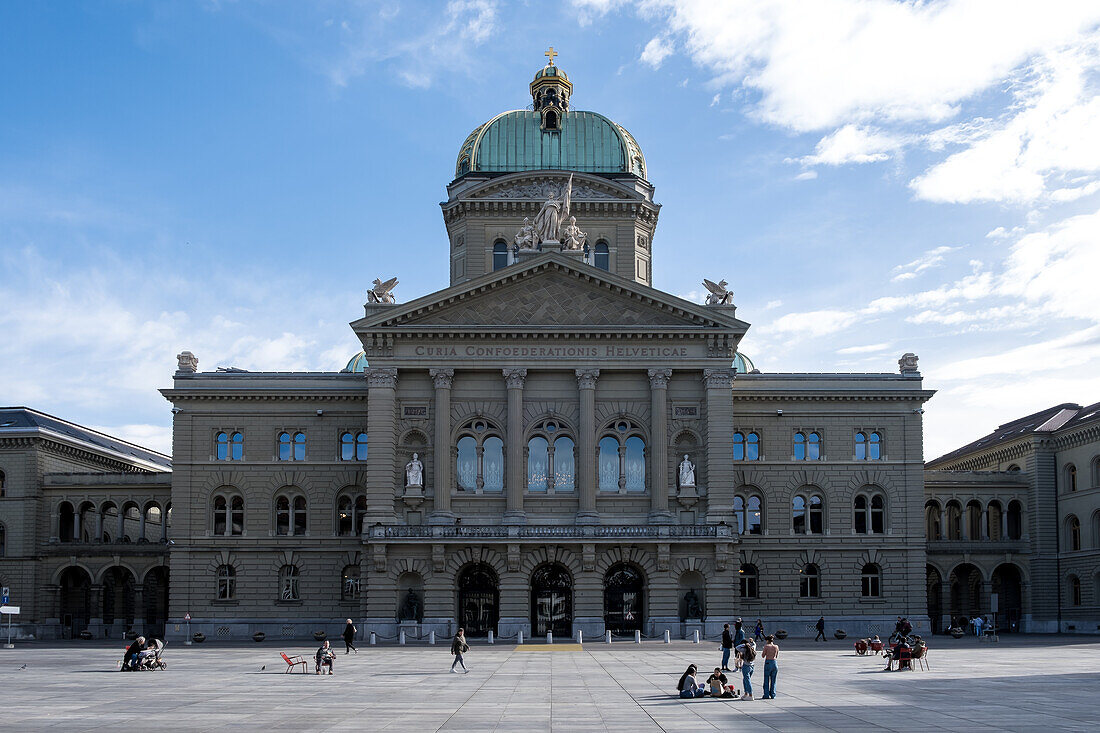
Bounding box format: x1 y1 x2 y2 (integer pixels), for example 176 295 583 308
560 216 586 250
399 589 422 622
678 454 696 488
405 453 423 487
684 588 703 619
513 217 536 250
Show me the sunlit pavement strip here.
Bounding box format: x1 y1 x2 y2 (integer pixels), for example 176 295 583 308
0 636 1097 731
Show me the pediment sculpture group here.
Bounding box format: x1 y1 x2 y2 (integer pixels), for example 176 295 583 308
514 174 587 252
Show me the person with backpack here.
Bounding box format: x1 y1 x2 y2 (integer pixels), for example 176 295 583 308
736 637 757 700
450 628 470 673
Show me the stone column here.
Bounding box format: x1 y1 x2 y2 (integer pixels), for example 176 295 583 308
133 586 145 635
575 369 600 524
116 506 125 543
138 510 147 543
647 369 672 523
503 369 527 525
429 369 455 524
703 369 736 524
73 511 81 543
366 368 399 524
94 511 103 543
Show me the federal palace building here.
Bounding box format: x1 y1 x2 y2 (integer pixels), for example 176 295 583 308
2 58 1098 642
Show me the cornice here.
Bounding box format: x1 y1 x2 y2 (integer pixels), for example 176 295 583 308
0 436 160 474
731 390 935 402
161 391 367 402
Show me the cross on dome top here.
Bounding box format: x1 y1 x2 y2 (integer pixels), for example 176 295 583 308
544 46 558 66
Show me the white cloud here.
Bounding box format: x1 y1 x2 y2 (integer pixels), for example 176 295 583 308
837 343 890 355
766 309 859 338
709 93 720 107
799 125 906 166
890 245 957 282
793 170 817 181
640 36 674 69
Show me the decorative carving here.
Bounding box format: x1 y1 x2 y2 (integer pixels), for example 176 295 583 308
366 367 398 389
899 353 920 374
513 216 536 250
430 368 454 389
582 543 596 572
678 454 696 488
507 543 521 572
367 277 399 304
647 368 671 389
502 368 528 389
480 179 621 201
372 543 387 573
575 368 600 390
703 278 734 305
432 544 446 572
561 216 587 251
176 351 198 373
657 543 670 572
405 453 424 487
702 368 734 390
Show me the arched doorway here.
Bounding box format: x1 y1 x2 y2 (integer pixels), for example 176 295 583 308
59 567 91 639
143 566 170 639
926 565 943 634
949 563 983 626
102 566 136 636
457 563 498 637
604 563 645 635
531 564 572 637
991 563 1023 633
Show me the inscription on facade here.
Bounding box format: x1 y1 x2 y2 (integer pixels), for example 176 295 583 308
413 345 689 358
402 404 428 418
673 404 699 419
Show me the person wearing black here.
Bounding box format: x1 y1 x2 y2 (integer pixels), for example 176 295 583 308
706 667 732 697
720 623 733 671
450 628 469 673
342 618 358 655
121 636 146 671
814 616 826 641
733 618 746 648
315 640 335 675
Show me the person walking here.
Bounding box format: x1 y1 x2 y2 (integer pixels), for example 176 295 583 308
720 623 733 671
450 628 470 673
753 618 765 642
342 618 358 654
737 638 757 700
814 615 826 641
761 635 779 699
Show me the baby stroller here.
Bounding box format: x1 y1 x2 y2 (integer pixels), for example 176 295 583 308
136 639 167 670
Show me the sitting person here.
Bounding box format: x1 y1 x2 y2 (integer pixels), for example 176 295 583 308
677 664 705 698
135 638 163 669
315 640 335 675
121 636 146 671
884 640 911 671
706 667 737 698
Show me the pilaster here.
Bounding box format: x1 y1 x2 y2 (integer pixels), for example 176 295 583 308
575 369 600 524
429 369 455 524
648 368 672 523
365 368 398 524
703 368 735 523
503 368 528 525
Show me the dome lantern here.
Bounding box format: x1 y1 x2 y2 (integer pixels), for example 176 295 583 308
530 47 572 132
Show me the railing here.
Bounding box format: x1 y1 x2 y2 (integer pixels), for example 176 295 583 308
373 524 728 540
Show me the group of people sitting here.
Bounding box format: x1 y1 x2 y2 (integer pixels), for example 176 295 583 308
121 636 165 671
678 624 779 701
881 634 927 671
678 664 740 699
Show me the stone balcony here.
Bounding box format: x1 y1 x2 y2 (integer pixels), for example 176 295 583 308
367 523 731 543
926 538 1029 555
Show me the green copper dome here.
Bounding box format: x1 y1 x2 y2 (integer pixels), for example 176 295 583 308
733 352 756 374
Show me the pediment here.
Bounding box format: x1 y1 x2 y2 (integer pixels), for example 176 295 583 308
464 173 639 202
352 253 749 334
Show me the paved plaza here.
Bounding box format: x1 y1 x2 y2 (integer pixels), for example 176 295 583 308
0 636 1097 731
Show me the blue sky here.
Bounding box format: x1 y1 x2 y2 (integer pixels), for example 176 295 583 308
2 1 1099 459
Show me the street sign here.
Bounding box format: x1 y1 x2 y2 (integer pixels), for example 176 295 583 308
1 606 20 615
183 612 191 621
1 596 7 605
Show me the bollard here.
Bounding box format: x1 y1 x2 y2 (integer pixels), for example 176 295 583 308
429 630 436 645
577 630 583 646
399 629 406 645
664 629 670 644
605 630 612 644
634 630 641 644
693 630 699 644
370 632 376 646
547 631 553 645
518 630 524 645
488 630 494 645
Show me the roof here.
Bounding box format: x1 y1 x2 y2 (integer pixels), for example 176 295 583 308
0 407 171 472
927 402 1100 466
455 110 646 179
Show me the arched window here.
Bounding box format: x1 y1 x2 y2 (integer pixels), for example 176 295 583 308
854 492 885 534
1007 464 1021 472
492 240 508 271
987 500 1003 541
794 432 805 460
945 501 962 540
216 565 236 600
598 422 647 493
342 565 360 600
1068 575 1081 606
212 494 244 536
1067 515 1081 551
1065 464 1077 492
277 431 306 461
337 494 367 536
528 436 549 492
215 431 243 461
1092 456 1100 487
739 564 758 599
1007 500 1023 540
276 494 308 536
553 436 575 492
746 495 763 534
279 565 300 601
733 432 760 461
1093 511 1100 550
868 431 881 460
855 432 866 460
455 419 505 493
794 431 821 460
861 564 882 597
966 500 982 540
340 431 368 461
794 492 824 534
594 240 609 270
792 496 806 534
59 501 76 542
925 500 942 540
800 564 820 598
0 469 5 497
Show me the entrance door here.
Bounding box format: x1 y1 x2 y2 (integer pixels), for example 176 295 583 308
458 564 498 637
604 563 644 635
531 564 572 637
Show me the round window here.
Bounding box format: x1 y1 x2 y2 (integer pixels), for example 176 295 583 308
616 421 629 432
545 422 557 433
